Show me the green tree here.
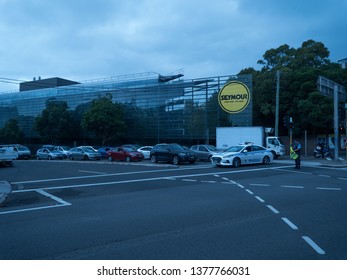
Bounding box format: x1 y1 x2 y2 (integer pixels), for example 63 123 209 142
240 39 346 136
0 119 25 143
35 100 73 144
81 96 126 145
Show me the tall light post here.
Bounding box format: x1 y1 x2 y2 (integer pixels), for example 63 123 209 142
275 70 280 136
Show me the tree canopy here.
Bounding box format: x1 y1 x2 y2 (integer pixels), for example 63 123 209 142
34 100 74 144
240 39 347 137
81 96 126 145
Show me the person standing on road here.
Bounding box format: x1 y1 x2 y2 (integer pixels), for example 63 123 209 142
292 139 301 169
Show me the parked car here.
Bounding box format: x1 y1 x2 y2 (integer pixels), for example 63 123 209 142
190 144 219 161
79 146 98 152
0 144 31 160
53 146 71 159
97 146 114 158
211 143 273 167
122 144 141 150
137 146 153 159
36 148 64 160
107 146 144 162
68 146 101 160
150 143 197 165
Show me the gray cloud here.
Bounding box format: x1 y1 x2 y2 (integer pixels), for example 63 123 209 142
0 0 346 91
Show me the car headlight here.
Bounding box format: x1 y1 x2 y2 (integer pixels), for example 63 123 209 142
179 153 186 157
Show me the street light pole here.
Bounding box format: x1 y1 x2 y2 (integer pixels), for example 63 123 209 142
275 70 280 136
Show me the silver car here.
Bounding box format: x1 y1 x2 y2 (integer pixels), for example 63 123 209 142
190 144 219 161
36 148 64 160
68 146 101 160
211 144 273 167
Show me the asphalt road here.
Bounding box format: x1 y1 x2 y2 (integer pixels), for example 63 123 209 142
0 159 346 260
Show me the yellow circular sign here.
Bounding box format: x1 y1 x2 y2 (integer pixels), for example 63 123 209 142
218 81 250 114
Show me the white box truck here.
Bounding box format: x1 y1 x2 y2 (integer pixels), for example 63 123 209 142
216 126 285 158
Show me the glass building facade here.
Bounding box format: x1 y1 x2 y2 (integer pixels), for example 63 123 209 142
0 72 252 146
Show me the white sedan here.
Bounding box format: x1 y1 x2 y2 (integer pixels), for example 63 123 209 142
137 146 153 159
211 144 273 167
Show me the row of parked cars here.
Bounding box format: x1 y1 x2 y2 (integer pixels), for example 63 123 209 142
34 142 274 168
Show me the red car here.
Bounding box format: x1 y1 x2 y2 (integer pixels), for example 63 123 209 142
107 146 144 162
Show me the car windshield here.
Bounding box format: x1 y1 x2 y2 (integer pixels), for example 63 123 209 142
124 147 136 152
17 146 30 151
82 147 96 153
168 144 185 151
224 145 244 153
206 145 217 151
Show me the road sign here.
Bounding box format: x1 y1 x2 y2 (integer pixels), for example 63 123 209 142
317 75 346 101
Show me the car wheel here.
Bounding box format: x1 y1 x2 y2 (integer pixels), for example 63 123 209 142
108 156 113 161
125 156 131 162
48 155 52 160
172 155 180 165
150 155 157 163
69 155 74 160
232 157 241 168
83 155 89 160
263 156 270 165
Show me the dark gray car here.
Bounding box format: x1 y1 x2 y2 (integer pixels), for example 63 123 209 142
150 143 197 165
190 144 219 161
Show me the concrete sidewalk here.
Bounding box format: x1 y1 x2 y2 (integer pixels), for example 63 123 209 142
276 155 347 168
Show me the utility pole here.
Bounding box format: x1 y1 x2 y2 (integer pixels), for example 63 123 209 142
275 70 280 136
334 85 339 160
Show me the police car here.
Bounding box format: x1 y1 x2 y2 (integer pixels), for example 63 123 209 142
211 143 273 167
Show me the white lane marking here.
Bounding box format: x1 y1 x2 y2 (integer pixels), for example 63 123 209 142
35 189 71 205
201 180 216 183
182 179 197 182
282 217 298 230
245 189 254 195
13 165 294 185
78 170 107 175
266 205 279 214
0 204 68 215
338 177 347 181
281 185 304 189
273 169 312 175
316 187 341 191
249 183 270 187
302 236 325 255
318 174 330 178
255 196 265 203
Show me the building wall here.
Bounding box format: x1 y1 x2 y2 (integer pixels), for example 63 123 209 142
0 73 253 146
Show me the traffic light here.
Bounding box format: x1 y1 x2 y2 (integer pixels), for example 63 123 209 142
283 115 289 128
289 117 294 129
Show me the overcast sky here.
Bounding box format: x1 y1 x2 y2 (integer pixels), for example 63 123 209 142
0 0 346 92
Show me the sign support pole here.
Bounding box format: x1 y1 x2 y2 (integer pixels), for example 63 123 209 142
334 85 339 160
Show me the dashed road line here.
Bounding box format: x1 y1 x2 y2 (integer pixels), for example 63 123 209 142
282 217 298 230
302 236 325 255
316 187 341 191
266 205 280 214
249 183 270 187
281 185 304 189
255 196 265 203
245 189 254 195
